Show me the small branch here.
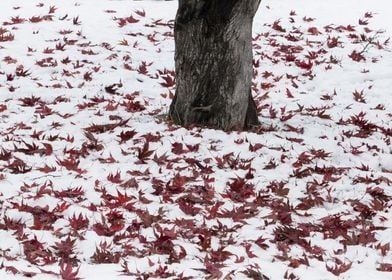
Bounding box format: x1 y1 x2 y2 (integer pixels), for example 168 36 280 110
359 29 385 55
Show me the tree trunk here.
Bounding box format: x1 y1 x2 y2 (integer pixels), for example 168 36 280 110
169 0 261 131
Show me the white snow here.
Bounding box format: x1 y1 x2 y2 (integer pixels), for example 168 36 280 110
0 0 391 279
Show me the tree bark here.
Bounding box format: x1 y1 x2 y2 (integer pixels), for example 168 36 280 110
169 0 261 131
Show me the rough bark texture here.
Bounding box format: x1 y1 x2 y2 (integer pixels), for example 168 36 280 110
169 0 261 130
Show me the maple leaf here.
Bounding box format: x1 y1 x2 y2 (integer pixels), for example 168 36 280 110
83 71 93 81
359 18 369 25
85 118 129 134
308 26 322 35
0 104 7 112
19 95 41 107
201 260 223 279
107 171 123 184
1 216 25 231
272 20 286 32
349 50 366 62
15 65 31 76
36 57 58 67
0 31 15 42
2 265 18 275
54 186 85 200
169 245 187 263
118 38 129 46
295 59 313 70
255 236 269 250
23 236 55 265
52 236 78 264
320 215 358 239
91 247 121 264
135 9 146 17
9 16 25 24
120 178 139 189
59 262 82 280
68 213 89 231
303 16 315 22
225 177 255 202
160 74 176 88
0 148 12 161
326 260 352 276
242 264 270 280
209 247 233 263
273 225 309 246
242 242 257 258
92 222 115 237
57 157 86 174
137 209 163 228
136 141 154 163
292 152 313 168
177 196 201 216
29 16 44 23
310 148 331 160
327 36 340 48
137 61 149 74
153 152 169 165
49 5 57 14
377 263 392 272
7 158 32 174
172 142 186 154
166 173 188 194
121 100 145 112
117 130 137 144
186 143 199 152
142 132 162 142
286 88 294 98
123 15 140 26
352 89 366 103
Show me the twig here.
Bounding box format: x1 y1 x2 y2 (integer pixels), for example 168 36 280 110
359 29 385 55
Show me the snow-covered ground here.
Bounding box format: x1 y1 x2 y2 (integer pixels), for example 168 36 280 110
0 0 391 279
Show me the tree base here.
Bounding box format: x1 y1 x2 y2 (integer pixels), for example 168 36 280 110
169 90 259 131
170 0 261 131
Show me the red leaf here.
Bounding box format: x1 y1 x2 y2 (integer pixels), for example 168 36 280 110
107 171 123 184
286 88 294 98
92 222 115 237
166 173 188 194
43 143 53 155
172 142 186 154
295 59 313 70
136 141 154 163
308 27 322 35
126 15 139 24
0 148 12 161
272 20 286 32
326 261 352 276
349 50 366 62
59 262 81 280
242 242 257 258
249 143 263 152
135 10 146 17
118 130 137 143
57 157 86 174
68 213 89 231
378 263 392 272
160 74 176 88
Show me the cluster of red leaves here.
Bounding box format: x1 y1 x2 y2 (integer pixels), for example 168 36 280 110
115 15 140 27
0 5 391 280
0 27 14 42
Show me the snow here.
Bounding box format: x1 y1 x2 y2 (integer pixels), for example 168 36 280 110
0 0 391 279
